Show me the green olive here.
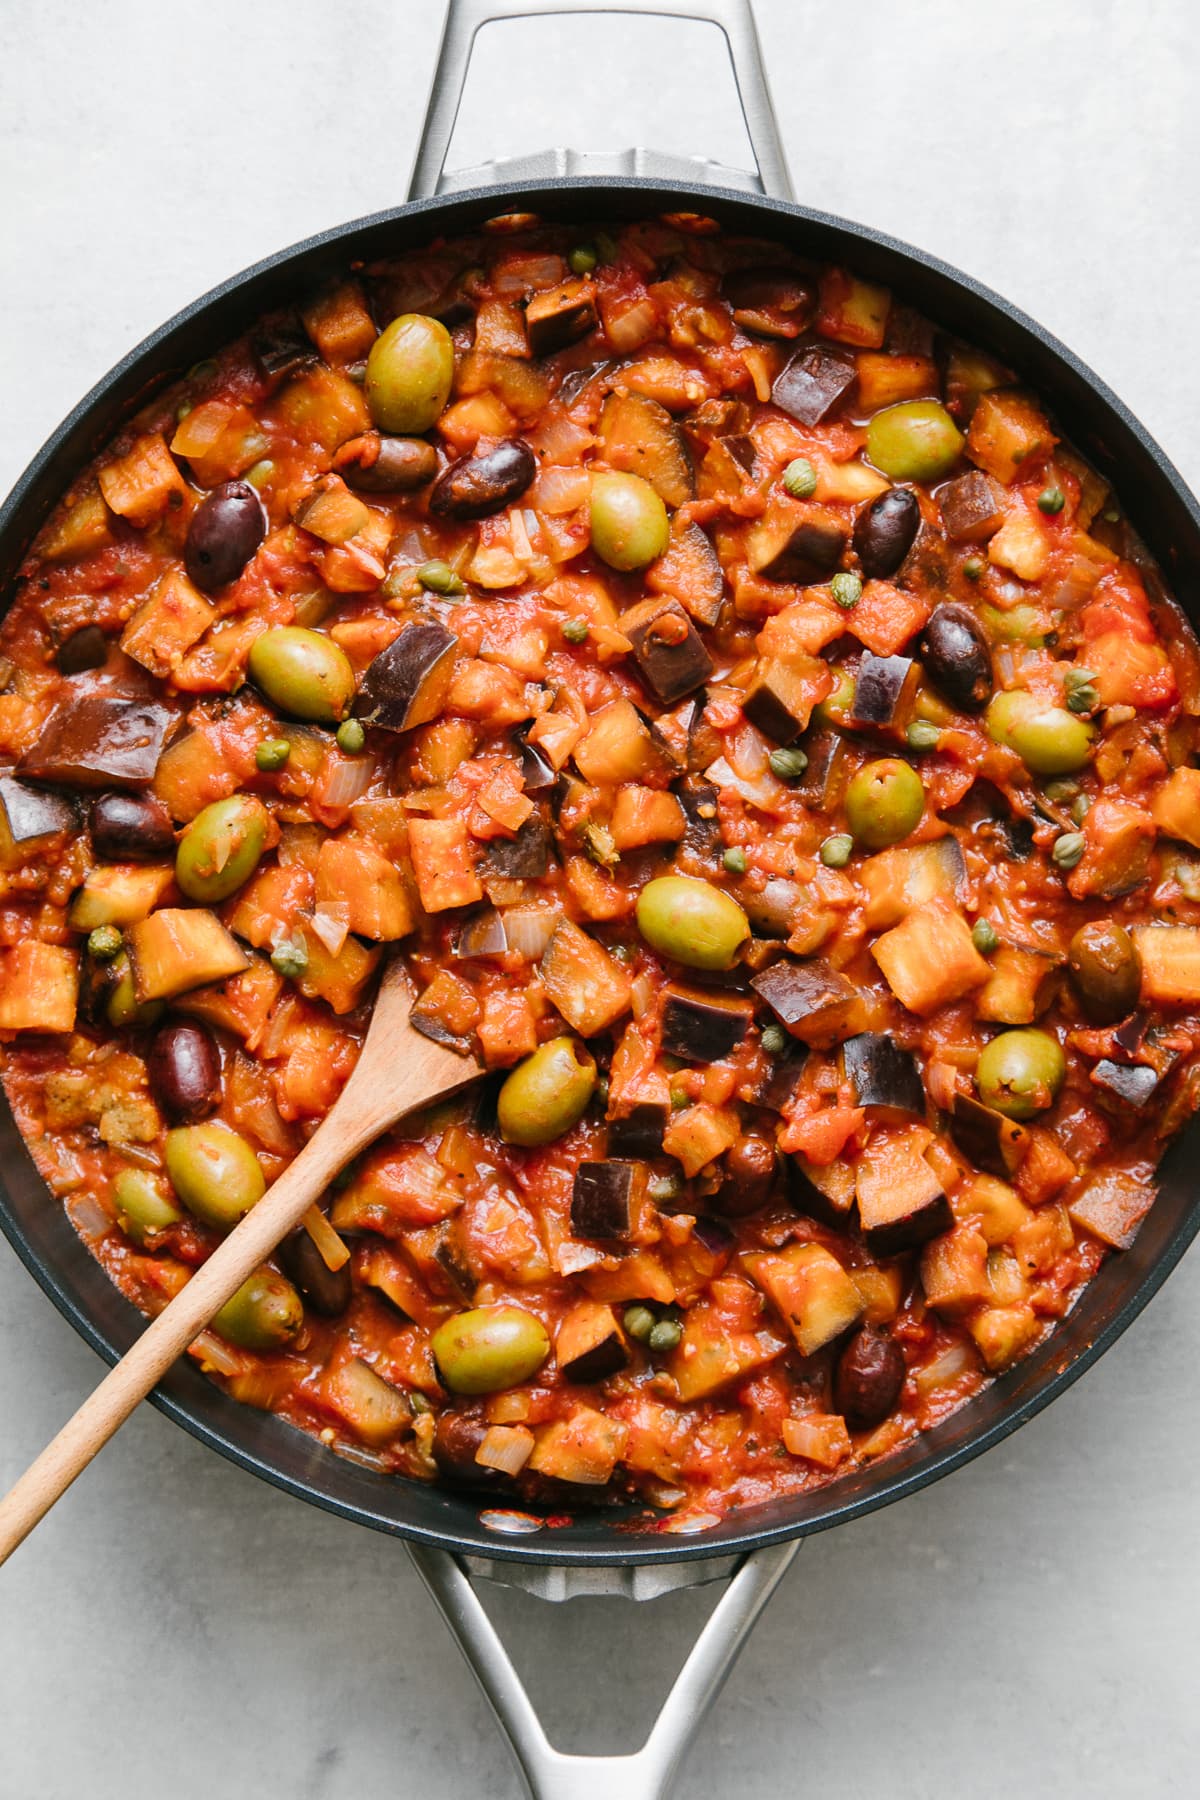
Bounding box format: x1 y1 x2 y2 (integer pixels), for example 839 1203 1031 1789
589 471 670 571
1067 921 1142 1024
164 1121 266 1230
636 874 750 971
364 313 455 434
175 794 271 904
497 1037 597 1147
985 690 1094 776
247 627 357 724
213 1266 304 1351
814 667 856 731
113 1168 183 1244
844 758 925 849
431 1304 550 1394
105 951 165 1030
975 1029 1066 1121
866 401 964 482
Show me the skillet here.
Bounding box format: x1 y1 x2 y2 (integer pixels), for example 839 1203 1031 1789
2 4 1199 1794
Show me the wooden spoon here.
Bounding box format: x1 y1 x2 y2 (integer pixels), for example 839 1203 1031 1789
0 959 480 1565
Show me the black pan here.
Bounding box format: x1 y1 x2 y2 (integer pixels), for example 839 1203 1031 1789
2 3 1198 1793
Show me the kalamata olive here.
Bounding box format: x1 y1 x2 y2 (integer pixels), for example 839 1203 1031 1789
365 313 454 434
497 1038 596 1147
184 480 267 594
985 691 1093 776
919 605 994 714
432 1412 502 1488
175 793 270 902
431 1305 551 1394
844 758 925 849
712 1135 778 1216
164 1120 265 1229
834 1326 906 1429
277 1226 353 1317
636 875 750 971
113 1168 182 1245
852 487 920 579
147 1021 221 1123
56 625 108 674
1068 920 1142 1023
214 1266 303 1351
429 440 537 520
975 1028 1066 1121
334 433 438 492
90 792 175 860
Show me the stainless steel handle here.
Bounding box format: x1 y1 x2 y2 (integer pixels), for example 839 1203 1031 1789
407 1539 799 1800
409 0 793 202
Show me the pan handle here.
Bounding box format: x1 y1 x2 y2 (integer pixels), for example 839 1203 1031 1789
409 0 793 202
407 1538 799 1800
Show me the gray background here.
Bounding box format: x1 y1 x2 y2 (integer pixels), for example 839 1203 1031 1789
1 2 1198 1795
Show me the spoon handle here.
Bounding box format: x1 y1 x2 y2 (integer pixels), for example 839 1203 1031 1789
0 1110 368 1566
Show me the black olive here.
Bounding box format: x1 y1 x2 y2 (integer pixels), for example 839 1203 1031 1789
277 1226 353 1318
147 1022 221 1123
918 604 994 713
834 1326 906 1428
90 792 175 860
184 480 267 594
852 487 920 578
428 440 536 520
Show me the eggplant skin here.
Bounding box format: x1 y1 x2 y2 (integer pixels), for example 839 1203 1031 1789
841 1033 926 1120
354 622 457 732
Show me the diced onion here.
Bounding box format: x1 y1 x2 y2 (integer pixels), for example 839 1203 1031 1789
914 1341 976 1397
310 902 350 957
318 755 373 810
705 755 781 812
302 1203 351 1272
66 1191 113 1244
531 465 590 514
476 1425 535 1477
500 904 561 960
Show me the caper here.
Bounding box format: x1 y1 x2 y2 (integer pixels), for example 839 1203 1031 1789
497 1037 597 1147
830 572 862 610
364 313 455 434
589 471 670 571
769 746 808 781
1052 831 1086 869
985 691 1094 776
972 919 1000 955
1037 484 1066 515
820 833 853 868
247 626 357 723
866 401 964 482
256 737 291 772
175 794 270 904
783 457 818 499
723 846 747 874
113 1168 183 1244
760 1022 788 1055
647 1317 683 1353
416 559 466 595
1067 920 1142 1023
164 1121 266 1230
562 618 590 644
905 720 941 752
431 1304 550 1394
271 935 310 980
844 758 925 849
87 924 123 962
336 718 366 754
623 1304 656 1342
213 1266 304 1351
975 1029 1066 1121
635 875 750 971
569 244 598 275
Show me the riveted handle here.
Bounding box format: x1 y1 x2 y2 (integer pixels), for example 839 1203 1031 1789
409 0 793 201
407 1538 800 1800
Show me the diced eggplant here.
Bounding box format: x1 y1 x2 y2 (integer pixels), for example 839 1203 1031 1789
692 1214 735 1256
743 658 824 744
1090 1059 1162 1108
433 1231 477 1304
723 266 814 338
526 277 598 357
555 1300 628 1383
787 1154 856 1226
660 985 753 1062
55 625 109 675
354 622 457 733
483 813 552 879
937 470 1004 543
756 1038 810 1112
772 346 857 424
949 1091 1029 1178
621 599 713 705
409 1010 473 1055
849 654 918 728
0 777 75 863
454 907 509 960
648 518 725 626
841 1033 925 1120
518 733 560 794
674 776 721 859
598 391 694 507
856 1156 952 1257
571 1161 643 1240
751 959 861 1047
19 697 177 790
253 317 313 377
739 877 805 940
607 1099 670 1156
750 513 848 584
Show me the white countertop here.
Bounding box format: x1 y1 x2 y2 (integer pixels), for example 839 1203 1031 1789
2 4 1199 1794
